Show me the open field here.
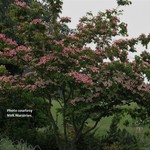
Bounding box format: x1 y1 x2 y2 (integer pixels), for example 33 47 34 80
51 100 150 148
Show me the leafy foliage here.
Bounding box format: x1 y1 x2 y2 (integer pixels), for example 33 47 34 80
0 0 150 150
100 115 139 150
0 137 34 150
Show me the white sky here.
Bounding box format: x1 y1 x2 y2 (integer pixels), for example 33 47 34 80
61 0 150 59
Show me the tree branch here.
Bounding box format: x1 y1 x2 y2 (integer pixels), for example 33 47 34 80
83 116 101 136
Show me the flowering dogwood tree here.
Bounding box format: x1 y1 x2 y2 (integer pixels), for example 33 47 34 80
0 0 150 149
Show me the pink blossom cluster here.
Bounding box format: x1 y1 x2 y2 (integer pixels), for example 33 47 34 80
39 56 49 65
61 52 69 58
82 47 92 51
114 39 126 44
67 35 78 40
137 83 150 93
79 55 91 60
6 38 18 46
111 29 117 35
75 48 80 53
9 50 17 56
0 75 26 90
70 58 79 65
112 73 141 92
23 78 52 91
0 75 17 83
112 17 119 24
54 40 64 46
47 34 53 38
77 23 84 30
69 71 93 85
3 49 16 57
0 34 18 46
81 16 88 20
103 80 113 88
15 0 29 8
0 51 3 55
64 47 75 54
16 45 31 52
24 84 36 91
60 16 71 22
31 19 43 25
23 54 32 61
86 22 94 26
38 55 54 65
89 66 99 73
122 80 135 91
0 34 5 39
100 29 107 34
94 50 101 55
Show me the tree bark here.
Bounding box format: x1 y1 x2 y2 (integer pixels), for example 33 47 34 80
46 98 63 150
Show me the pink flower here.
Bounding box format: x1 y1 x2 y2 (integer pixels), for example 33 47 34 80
38 55 54 65
16 45 31 52
64 47 75 54
0 76 14 83
5 50 16 56
0 34 17 46
31 19 44 25
0 51 3 55
30 85 36 91
69 71 93 85
112 29 117 35
60 17 71 22
0 34 6 40
94 50 101 55
54 40 63 46
39 56 48 65
61 53 69 58
79 55 91 60
67 35 78 40
82 47 92 51
77 23 84 30
23 54 32 61
15 0 29 8
100 29 107 33
81 16 87 19
89 66 99 73
6 38 18 46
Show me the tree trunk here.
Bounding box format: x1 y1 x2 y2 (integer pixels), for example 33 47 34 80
48 109 63 150
71 141 77 150
46 98 63 150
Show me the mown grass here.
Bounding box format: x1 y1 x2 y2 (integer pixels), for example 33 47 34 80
51 100 150 148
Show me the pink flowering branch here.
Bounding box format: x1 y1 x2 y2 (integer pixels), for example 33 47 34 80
69 71 93 85
15 0 29 8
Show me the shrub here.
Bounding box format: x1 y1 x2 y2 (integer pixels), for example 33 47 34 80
35 129 59 150
75 133 101 150
8 128 58 150
100 115 139 150
0 137 34 150
103 142 123 150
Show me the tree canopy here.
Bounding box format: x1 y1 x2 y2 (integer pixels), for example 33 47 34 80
0 0 150 149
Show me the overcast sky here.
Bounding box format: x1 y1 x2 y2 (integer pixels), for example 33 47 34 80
61 0 150 58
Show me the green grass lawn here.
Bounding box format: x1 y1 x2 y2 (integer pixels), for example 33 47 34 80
51 100 150 132
50 100 150 148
